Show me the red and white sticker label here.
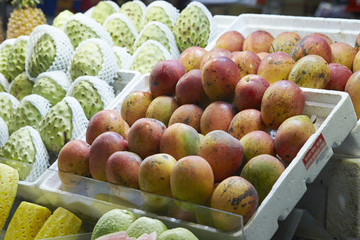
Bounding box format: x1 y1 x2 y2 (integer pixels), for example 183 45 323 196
303 133 327 170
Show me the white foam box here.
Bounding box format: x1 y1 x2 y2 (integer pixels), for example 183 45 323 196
77 74 356 240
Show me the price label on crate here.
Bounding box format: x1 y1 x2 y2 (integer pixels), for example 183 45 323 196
303 133 327 170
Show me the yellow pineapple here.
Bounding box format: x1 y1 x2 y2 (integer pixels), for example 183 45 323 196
6 0 46 39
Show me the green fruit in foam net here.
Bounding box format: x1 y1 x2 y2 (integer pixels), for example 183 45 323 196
7 37 28 82
91 1 117 25
0 93 18 126
37 99 72 153
52 10 74 29
69 42 104 81
119 1 145 33
32 76 67 106
64 19 99 49
71 80 104 120
134 23 170 53
9 72 34 101
27 33 56 79
0 42 13 80
0 127 36 180
8 100 42 134
144 6 173 30
172 3 211 52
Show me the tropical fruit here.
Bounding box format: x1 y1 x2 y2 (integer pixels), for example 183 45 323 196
8 94 51 134
119 0 146 33
0 117 8 147
0 92 20 126
6 0 46 39
32 71 71 106
52 10 74 29
270 31 301 54
345 70 360 119
200 48 232 70
8 72 34 101
288 54 330 89
228 109 266 140
88 1 119 25
0 163 19 231
34 207 82 239
103 13 138 54
198 130 244 182
91 209 136 240
160 123 200 160
243 30 274 53
172 1 215 52
0 39 15 80
68 38 117 83
326 63 352 91
127 217 167 238
144 0 179 30
67 76 115 119
240 154 285 203
275 115 316 163
113 47 132 69
37 96 88 153
7 35 28 82
240 130 275 162
330 42 356 70
129 40 172 74
211 176 258 230
290 35 332 63
26 25 74 80
231 51 261 80
146 96 179 126
168 104 203 132
4 201 51 240
215 31 244 52
261 80 305 129
0 126 49 181
0 73 9 92
121 91 153 127
178 46 207 72
158 228 198 240
170 155 214 205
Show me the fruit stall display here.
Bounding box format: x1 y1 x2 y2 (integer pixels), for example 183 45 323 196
1 0 360 239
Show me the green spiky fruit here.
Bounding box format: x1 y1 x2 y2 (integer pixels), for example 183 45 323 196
173 3 211 52
71 80 103 120
27 33 56 79
0 93 19 126
119 1 145 33
0 41 14 80
37 99 72 153
69 42 103 81
91 1 117 25
134 23 170 53
9 72 34 101
0 127 36 180
7 37 28 82
130 41 169 74
144 6 173 30
64 17 100 49
32 76 67 106
52 10 74 29
104 14 137 54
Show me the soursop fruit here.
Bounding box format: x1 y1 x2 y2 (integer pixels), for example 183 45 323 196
37 96 88 153
172 1 215 52
129 39 172 74
67 76 115 120
0 92 20 126
113 47 131 69
32 71 71 106
26 25 74 81
8 94 51 134
9 72 34 101
88 1 119 25
119 0 146 33
0 73 9 92
103 13 138 54
144 1 179 30
63 13 113 49
52 10 74 29
68 38 118 83
0 126 49 181
0 117 9 148
0 39 16 80
133 21 179 58
7 36 28 82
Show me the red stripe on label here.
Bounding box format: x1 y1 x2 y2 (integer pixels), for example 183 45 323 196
302 133 326 170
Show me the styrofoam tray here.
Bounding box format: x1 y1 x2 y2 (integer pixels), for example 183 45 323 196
39 72 356 240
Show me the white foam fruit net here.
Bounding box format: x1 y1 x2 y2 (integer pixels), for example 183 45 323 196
0 92 20 109
63 96 89 140
0 117 8 147
0 73 9 92
128 39 173 73
186 1 220 46
21 94 52 117
0 38 16 52
25 25 74 81
144 1 180 27
67 76 115 108
23 126 50 182
134 21 180 58
63 13 113 47
35 71 72 92
103 12 139 39
69 38 118 84
113 47 132 69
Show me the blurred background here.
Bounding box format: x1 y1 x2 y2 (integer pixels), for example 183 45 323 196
1 0 359 37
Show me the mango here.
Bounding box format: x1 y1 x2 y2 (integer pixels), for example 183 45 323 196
121 91 153 126
270 31 301 54
228 109 265 140
178 46 207 72
330 42 356 70
243 30 274 53
345 70 360 119
146 96 179 126
168 104 203 132
231 51 261 79
215 31 245 52
240 130 275 163
290 35 332 63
